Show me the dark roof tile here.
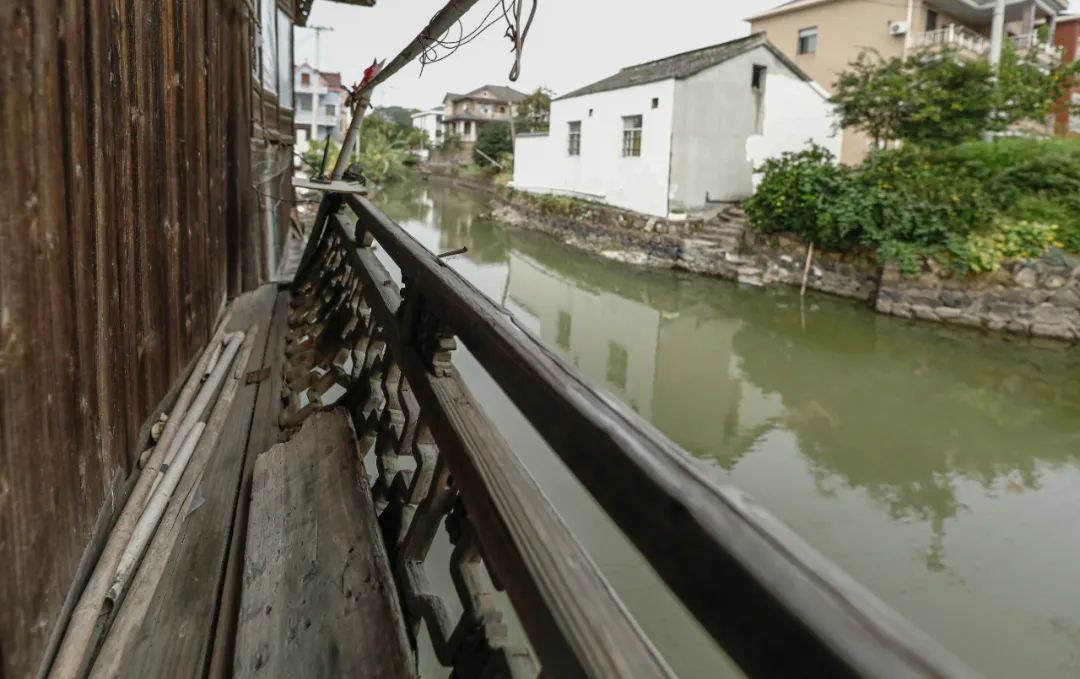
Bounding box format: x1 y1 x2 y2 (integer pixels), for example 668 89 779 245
556 34 807 100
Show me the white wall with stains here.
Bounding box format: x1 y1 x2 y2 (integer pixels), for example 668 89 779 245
513 79 676 217
513 43 838 218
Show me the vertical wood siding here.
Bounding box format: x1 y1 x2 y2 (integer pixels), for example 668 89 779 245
0 0 265 675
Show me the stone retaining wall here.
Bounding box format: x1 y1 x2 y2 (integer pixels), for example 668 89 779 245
424 168 1080 343
878 259 1080 341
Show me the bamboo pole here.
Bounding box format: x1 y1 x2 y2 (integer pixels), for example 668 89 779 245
48 311 232 678
104 422 207 608
331 0 485 179
148 331 244 496
88 328 258 677
800 242 815 297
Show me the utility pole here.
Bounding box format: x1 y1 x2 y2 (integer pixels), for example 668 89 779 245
989 0 1006 70
304 25 334 151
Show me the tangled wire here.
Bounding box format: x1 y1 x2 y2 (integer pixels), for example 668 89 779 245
419 0 538 81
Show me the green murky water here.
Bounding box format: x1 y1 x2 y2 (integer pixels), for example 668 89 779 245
372 180 1080 678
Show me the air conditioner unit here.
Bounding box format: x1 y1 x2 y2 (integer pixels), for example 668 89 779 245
889 20 909 36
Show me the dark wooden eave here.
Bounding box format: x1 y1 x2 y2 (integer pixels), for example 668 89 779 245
296 0 375 26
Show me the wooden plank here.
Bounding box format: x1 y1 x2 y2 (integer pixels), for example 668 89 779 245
340 199 977 678
235 409 414 679
90 285 277 677
207 288 291 678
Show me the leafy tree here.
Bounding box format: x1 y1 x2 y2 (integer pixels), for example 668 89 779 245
473 122 513 167
831 46 1080 147
373 105 416 131
516 87 553 133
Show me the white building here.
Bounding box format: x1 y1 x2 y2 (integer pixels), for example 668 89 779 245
512 34 840 218
293 63 350 156
410 106 445 148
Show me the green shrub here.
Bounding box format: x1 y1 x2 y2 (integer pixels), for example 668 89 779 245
745 145 855 249
963 220 1063 272
747 138 1080 275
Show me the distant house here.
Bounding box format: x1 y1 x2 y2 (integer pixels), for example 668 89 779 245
293 63 350 155
442 85 527 160
512 33 839 218
411 106 445 148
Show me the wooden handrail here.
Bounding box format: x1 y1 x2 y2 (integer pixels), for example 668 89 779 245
286 195 978 678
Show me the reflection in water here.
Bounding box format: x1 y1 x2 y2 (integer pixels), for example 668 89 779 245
374 180 1080 679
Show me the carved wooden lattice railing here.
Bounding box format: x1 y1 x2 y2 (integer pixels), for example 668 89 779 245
281 194 975 678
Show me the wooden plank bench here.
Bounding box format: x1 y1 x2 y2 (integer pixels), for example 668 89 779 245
234 408 414 678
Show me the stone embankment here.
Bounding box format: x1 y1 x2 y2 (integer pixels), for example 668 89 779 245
423 169 1080 342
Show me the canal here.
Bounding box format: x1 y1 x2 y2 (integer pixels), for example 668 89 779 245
371 179 1080 678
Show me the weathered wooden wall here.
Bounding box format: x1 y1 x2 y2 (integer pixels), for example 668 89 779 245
0 0 284 675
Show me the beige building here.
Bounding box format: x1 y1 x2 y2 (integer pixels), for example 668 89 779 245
440 85 527 162
748 0 1069 163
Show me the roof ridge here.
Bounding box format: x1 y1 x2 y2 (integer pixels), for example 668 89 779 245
617 33 764 73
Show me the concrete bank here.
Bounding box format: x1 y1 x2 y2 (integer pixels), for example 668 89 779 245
423 169 1080 343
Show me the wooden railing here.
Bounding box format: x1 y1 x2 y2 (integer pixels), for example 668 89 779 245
282 193 977 678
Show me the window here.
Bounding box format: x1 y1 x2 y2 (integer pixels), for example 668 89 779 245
436 114 443 123
651 97 659 109
621 115 642 157
567 121 581 156
926 10 938 31
498 105 507 113
301 72 310 86
798 26 817 55
296 92 312 111
1071 93 1080 133
752 64 767 90
324 103 335 115
606 342 628 390
464 121 472 135
588 108 594 117
276 9 292 106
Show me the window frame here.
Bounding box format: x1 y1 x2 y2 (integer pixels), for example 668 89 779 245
752 64 767 90
797 26 818 55
567 121 581 156
621 115 642 157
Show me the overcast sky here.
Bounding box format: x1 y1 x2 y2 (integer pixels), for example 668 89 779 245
298 0 1080 110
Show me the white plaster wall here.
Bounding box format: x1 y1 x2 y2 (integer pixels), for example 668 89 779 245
411 109 443 146
746 76 841 190
512 79 676 217
669 46 839 211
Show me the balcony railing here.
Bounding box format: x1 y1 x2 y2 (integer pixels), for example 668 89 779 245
1011 33 1063 64
283 193 979 677
914 26 990 55
913 27 1062 66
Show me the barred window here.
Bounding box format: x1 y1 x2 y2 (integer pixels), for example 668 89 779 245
567 121 581 156
621 115 642 157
